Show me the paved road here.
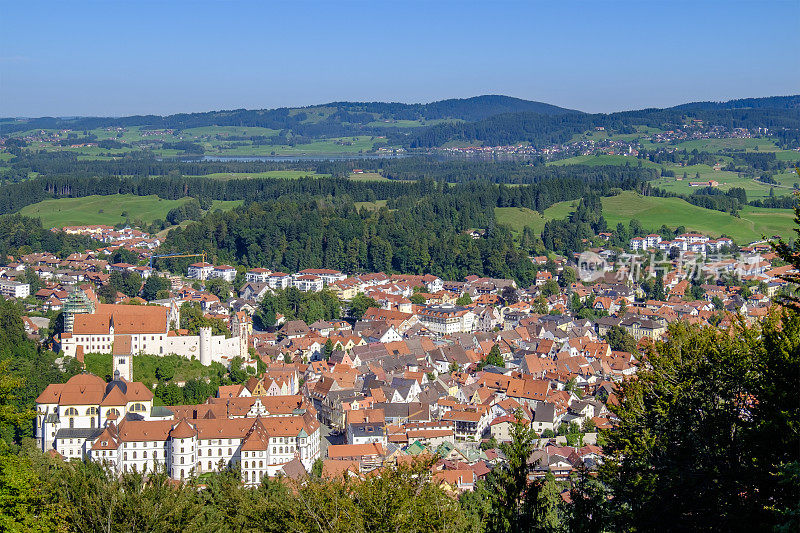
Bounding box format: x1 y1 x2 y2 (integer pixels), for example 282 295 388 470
319 424 346 458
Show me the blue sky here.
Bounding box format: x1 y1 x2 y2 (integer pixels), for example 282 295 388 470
1 0 798 116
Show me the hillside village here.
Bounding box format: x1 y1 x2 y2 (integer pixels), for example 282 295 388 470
0 219 791 494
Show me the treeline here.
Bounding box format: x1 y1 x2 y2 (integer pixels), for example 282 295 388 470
0 214 94 260
0 163 654 216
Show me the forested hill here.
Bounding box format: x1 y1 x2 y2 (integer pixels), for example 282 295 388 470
670 95 800 111
0 95 576 135
2 94 797 147
322 95 579 121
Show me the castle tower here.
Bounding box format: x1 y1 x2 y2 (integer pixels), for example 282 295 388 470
199 327 212 366
112 353 133 381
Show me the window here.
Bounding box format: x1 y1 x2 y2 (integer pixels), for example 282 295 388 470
133 451 136 459
198 449 202 457
64 407 79 416
228 448 231 455
143 451 147 459
130 403 146 413
86 407 98 416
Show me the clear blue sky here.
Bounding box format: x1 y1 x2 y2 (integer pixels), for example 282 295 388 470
1 0 798 117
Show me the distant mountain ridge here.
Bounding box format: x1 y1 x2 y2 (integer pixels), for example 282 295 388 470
2 95 797 143
670 95 800 111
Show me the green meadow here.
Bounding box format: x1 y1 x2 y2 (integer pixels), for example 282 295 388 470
19 194 193 228
495 191 794 244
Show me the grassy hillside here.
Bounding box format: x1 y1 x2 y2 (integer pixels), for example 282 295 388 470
600 192 793 243
496 191 794 244
19 194 192 228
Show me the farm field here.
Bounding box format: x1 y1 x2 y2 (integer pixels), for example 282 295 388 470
19 194 193 228
651 167 790 200
640 137 782 152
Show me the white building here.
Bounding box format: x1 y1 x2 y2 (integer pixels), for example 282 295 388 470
267 272 292 290
88 411 320 484
246 268 272 284
0 280 30 298
212 265 237 282
56 300 249 367
417 304 476 335
187 262 214 280
293 274 323 292
35 372 158 455
296 269 347 286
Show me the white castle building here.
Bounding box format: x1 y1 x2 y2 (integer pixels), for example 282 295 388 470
56 288 249 367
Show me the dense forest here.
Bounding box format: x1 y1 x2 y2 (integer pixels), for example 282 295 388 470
156 175 651 283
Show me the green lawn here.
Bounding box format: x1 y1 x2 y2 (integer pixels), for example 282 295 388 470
500 191 795 244
495 201 588 235
19 194 193 228
210 200 244 211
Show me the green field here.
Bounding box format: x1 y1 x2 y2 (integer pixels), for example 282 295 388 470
495 207 548 233
775 150 800 162
600 192 793 243
495 191 794 244
495 201 595 234
640 137 782 153
348 172 392 182
549 154 662 169
210 200 244 211
198 170 328 180
651 166 790 200
20 194 193 228
354 199 389 211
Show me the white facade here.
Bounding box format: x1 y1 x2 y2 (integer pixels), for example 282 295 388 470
417 304 476 335
211 266 237 282
187 263 214 280
0 280 30 298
